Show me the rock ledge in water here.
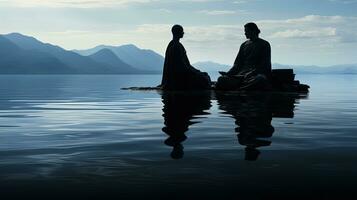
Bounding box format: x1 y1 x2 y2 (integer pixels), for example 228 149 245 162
122 69 310 93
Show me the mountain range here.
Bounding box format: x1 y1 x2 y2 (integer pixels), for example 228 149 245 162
273 63 357 74
0 32 356 74
0 33 163 74
73 44 164 72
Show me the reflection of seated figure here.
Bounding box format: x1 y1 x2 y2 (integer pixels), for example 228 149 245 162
217 92 303 161
161 91 211 159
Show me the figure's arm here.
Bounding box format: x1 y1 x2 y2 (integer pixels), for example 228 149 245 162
189 64 201 73
257 41 271 76
160 49 169 87
170 43 188 74
180 44 201 73
227 43 244 75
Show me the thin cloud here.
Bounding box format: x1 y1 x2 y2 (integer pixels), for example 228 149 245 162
197 10 237 15
270 28 337 38
258 15 346 25
179 0 220 2
329 0 357 4
156 8 173 13
0 0 158 8
232 0 261 4
258 15 357 43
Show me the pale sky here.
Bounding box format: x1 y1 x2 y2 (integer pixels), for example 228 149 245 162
1 0 357 66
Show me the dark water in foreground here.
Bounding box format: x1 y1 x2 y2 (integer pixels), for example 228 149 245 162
0 75 357 199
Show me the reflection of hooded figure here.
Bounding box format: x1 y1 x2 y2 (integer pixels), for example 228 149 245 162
161 91 211 159
217 92 300 161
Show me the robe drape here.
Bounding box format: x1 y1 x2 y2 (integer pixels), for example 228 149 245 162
161 40 211 90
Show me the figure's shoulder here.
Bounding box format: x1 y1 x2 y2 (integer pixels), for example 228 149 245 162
258 38 270 46
168 40 183 49
166 41 177 53
168 40 175 47
240 40 250 47
167 40 185 55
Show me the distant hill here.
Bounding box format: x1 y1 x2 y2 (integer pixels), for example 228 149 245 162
74 44 164 72
1 32 357 75
193 61 230 72
0 33 150 74
0 35 74 74
273 63 357 74
88 48 147 74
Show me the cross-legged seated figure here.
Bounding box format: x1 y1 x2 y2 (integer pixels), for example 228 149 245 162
160 25 211 90
216 22 272 91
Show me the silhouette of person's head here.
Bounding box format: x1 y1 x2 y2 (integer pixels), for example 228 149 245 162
170 144 184 159
245 147 260 161
244 22 260 40
172 24 184 40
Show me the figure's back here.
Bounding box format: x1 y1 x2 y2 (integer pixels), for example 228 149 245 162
161 40 188 90
241 38 271 76
161 40 211 90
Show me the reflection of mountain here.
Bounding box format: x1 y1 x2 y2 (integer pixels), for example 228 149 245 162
216 92 307 161
161 91 211 159
74 44 164 72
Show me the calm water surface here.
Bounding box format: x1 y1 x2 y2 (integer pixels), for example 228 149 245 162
0 74 356 199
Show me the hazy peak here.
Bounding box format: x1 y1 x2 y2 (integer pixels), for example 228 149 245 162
119 44 138 49
95 48 115 54
5 32 40 42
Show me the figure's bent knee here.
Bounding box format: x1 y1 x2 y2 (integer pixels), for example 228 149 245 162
216 75 240 90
